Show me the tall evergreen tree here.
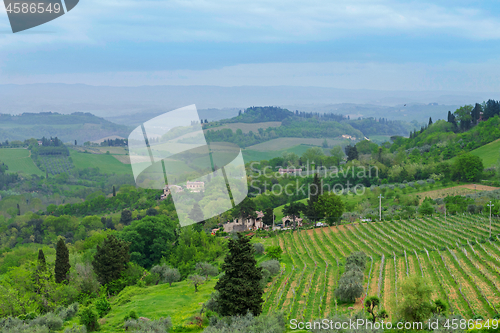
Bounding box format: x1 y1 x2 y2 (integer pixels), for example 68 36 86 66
428 117 433 126
17 203 20 215
345 145 358 161
92 235 130 285
55 238 70 283
472 103 482 124
215 234 263 316
120 209 133 225
112 185 116 197
305 173 322 220
188 202 204 221
262 207 275 227
37 249 46 271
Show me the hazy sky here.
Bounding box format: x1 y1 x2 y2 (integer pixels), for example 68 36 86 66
1 0 500 90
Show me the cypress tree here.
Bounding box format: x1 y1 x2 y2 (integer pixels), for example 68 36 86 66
188 203 204 221
55 238 70 283
37 249 46 271
120 209 132 225
17 203 20 215
305 172 321 220
92 235 130 285
215 234 263 316
112 185 116 197
428 117 433 126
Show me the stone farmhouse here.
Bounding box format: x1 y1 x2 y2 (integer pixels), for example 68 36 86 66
222 211 266 232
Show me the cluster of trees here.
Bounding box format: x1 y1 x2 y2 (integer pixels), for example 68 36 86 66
99 138 127 147
224 106 412 137
46 186 158 217
0 162 19 190
349 117 411 136
198 117 363 148
30 140 70 161
391 106 500 161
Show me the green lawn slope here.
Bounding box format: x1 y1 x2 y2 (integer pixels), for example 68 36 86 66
70 150 133 175
98 279 217 332
0 148 44 176
464 138 500 168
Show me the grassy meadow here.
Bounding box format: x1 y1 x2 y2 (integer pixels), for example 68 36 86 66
246 137 344 151
0 148 45 176
465 138 500 168
70 150 133 175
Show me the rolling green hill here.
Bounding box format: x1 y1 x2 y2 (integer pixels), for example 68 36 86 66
463 138 500 168
70 150 133 175
0 112 131 143
0 148 44 176
98 280 217 332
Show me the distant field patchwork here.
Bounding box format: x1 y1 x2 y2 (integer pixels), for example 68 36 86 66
242 145 313 162
247 137 345 151
0 149 44 176
208 121 282 133
413 184 500 203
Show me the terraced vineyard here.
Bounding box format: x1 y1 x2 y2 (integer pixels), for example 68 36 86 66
262 215 500 321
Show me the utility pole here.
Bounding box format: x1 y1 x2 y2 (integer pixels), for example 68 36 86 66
378 194 384 221
487 201 494 239
272 211 275 231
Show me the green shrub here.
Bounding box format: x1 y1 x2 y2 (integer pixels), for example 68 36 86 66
123 317 172 332
124 310 138 321
64 324 88 333
58 303 79 321
30 313 63 331
144 273 161 286
260 260 280 276
95 296 111 318
79 306 99 332
204 312 285 333
253 243 264 254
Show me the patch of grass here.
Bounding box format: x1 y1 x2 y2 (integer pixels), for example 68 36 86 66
0 148 44 176
243 144 312 163
457 138 500 168
246 138 343 152
367 135 393 144
209 121 282 134
100 280 216 332
70 150 133 175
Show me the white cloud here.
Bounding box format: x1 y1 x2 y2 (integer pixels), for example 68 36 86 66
1 0 500 46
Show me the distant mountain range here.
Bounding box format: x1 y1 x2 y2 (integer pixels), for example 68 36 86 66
0 112 130 143
0 84 496 125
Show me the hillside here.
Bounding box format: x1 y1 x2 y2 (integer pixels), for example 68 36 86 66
199 106 413 151
462 138 500 168
260 217 500 321
0 112 131 143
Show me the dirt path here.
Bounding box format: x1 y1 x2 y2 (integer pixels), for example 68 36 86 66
383 259 395 319
368 261 380 297
407 255 417 276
